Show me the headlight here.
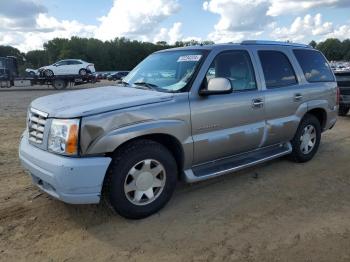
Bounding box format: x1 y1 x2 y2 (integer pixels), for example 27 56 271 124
48 119 80 155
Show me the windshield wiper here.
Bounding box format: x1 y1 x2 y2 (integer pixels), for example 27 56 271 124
133 82 159 91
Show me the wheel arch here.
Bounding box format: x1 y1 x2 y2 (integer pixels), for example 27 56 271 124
305 107 327 130
106 133 185 177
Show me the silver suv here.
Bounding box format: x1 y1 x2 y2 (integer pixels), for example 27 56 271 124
19 41 338 219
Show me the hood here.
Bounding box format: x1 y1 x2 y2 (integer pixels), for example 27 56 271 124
30 86 174 118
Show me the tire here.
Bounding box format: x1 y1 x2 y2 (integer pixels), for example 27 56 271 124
338 105 349 116
53 79 67 90
44 69 54 78
290 114 321 163
104 139 177 219
79 68 87 76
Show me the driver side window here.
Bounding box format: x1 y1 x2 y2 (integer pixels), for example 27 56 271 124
55 61 67 66
206 50 257 91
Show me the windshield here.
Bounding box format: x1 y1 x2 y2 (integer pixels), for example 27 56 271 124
123 50 205 92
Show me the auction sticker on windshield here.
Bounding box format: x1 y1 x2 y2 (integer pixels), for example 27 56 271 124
177 55 202 62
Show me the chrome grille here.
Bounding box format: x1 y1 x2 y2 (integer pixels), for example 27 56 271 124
28 108 48 144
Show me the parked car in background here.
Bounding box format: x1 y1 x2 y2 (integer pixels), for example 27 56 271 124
330 61 350 72
102 72 114 79
107 71 129 81
19 41 338 219
335 71 350 116
39 59 95 78
91 72 102 82
94 72 103 80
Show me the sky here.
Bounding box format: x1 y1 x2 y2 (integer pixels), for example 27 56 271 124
1 0 350 52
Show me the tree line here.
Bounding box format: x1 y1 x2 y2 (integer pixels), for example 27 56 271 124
0 37 349 74
309 39 350 61
0 37 213 74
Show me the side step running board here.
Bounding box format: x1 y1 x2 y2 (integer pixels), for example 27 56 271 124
183 143 292 183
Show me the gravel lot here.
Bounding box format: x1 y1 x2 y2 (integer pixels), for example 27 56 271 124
1 82 350 261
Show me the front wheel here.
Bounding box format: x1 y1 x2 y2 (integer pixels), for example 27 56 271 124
290 114 321 163
104 140 177 219
44 69 54 78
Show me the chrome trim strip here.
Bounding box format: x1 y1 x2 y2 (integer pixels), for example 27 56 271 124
30 107 48 118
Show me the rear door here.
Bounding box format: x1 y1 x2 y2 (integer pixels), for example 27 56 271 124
253 48 304 146
66 60 82 74
190 49 266 165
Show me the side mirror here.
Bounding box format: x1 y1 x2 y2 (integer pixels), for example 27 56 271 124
199 77 233 96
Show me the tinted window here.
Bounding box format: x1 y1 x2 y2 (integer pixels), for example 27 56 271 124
206 50 257 91
293 49 334 82
259 51 297 88
55 60 68 66
67 60 82 65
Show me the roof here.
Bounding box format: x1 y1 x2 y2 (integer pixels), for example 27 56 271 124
157 40 311 53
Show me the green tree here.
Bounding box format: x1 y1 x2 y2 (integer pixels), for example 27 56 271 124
317 38 344 61
43 38 69 63
309 40 317 48
25 50 49 68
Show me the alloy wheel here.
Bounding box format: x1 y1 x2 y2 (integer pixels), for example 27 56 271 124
300 124 317 154
124 159 166 206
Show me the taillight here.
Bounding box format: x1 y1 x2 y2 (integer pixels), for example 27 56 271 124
336 87 340 106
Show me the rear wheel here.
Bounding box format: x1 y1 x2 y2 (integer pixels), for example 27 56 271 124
79 68 87 76
290 114 321 163
104 140 177 219
338 105 349 116
53 79 67 90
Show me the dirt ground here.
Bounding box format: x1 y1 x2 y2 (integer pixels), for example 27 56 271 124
1 83 350 262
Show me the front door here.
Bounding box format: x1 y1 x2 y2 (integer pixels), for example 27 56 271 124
54 60 68 75
190 50 266 165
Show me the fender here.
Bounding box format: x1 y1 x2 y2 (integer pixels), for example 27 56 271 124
83 119 194 168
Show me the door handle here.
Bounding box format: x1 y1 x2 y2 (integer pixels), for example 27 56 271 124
294 93 303 101
252 98 264 108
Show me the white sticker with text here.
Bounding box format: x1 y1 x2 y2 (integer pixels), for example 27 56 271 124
177 55 202 62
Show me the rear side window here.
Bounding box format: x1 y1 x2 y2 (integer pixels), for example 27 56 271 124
258 51 297 88
293 49 334 82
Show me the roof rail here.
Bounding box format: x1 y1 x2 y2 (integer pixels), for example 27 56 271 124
241 40 311 48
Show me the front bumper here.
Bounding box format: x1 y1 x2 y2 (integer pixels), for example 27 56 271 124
19 134 111 204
